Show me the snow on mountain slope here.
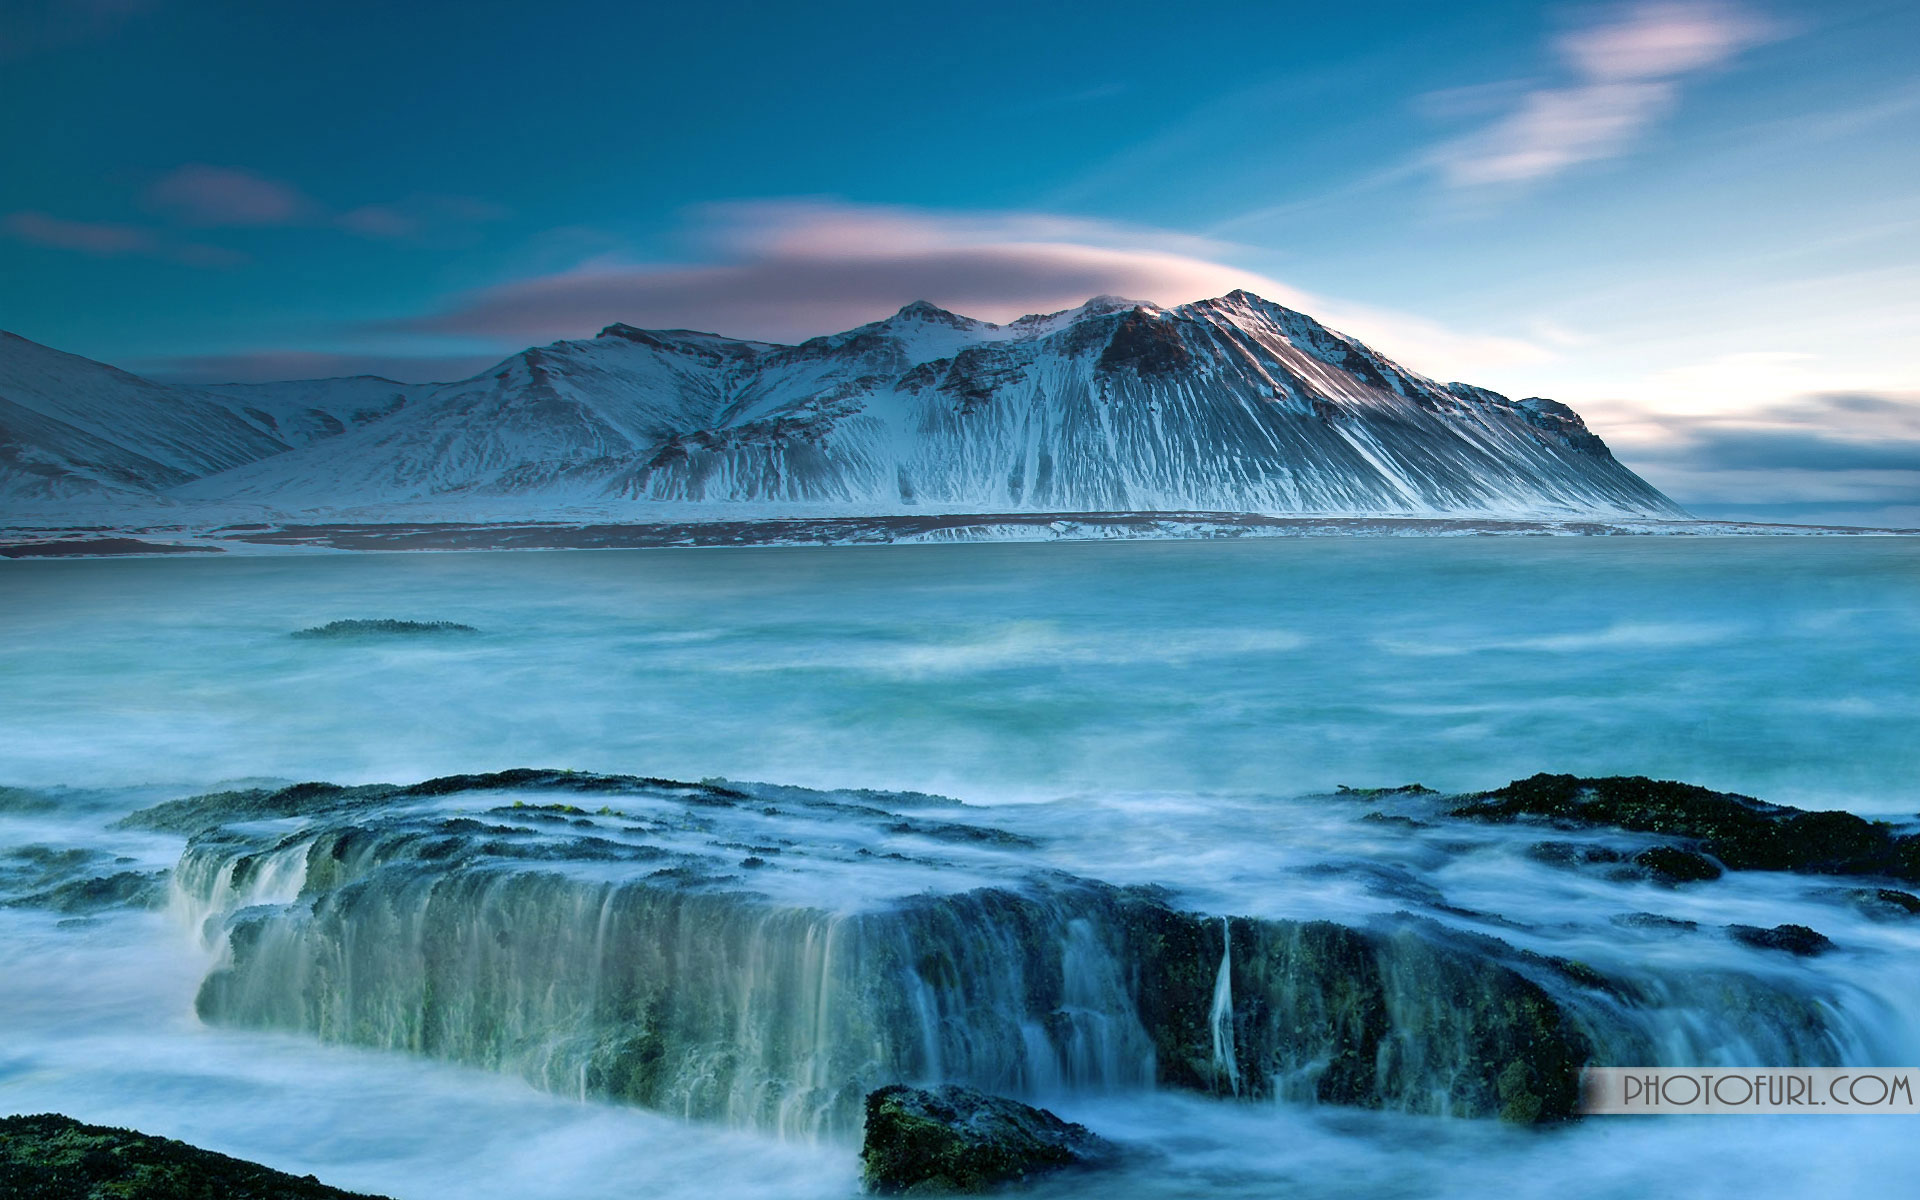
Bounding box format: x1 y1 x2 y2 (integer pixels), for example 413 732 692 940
0 331 290 504
201 376 441 447
641 291 1680 516
6 292 1685 522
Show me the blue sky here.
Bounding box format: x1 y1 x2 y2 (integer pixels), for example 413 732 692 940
2 0 1916 522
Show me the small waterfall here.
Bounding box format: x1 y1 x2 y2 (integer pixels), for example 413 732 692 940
176 807 1890 1136
189 822 1163 1139
170 832 313 955
1208 917 1241 1096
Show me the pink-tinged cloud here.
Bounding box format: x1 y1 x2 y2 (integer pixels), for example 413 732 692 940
335 205 422 239
3 210 245 266
1443 81 1675 187
384 201 1549 381
146 165 317 226
1558 1 1777 81
1433 2 1783 189
4 210 154 254
333 196 510 241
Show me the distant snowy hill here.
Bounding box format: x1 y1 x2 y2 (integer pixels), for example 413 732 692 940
0 331 288 503
1 292 1684 521
201 376 440 447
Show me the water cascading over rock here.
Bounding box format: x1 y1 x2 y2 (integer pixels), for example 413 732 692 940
143 770 1859 1137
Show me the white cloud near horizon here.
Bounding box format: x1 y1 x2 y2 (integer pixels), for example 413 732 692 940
388 199 1553 382
1432 1 1782 188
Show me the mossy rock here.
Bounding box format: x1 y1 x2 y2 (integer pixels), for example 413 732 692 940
1452 774 1920 881
291 619 478 639
1727 923 1835 957
0 1112 390 1199
1837 887 1920 920
1632 845 1722 885
3 869 169 914
859 1085 1114 1195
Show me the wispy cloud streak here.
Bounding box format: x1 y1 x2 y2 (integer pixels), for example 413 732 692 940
1432 2 1782 188
3 210 243 266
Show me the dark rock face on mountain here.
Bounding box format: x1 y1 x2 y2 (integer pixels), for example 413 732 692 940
859 1086 1115 1195
3 292 1682 521
0 1113 391 1200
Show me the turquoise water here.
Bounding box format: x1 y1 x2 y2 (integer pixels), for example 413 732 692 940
2 537 1915 809
2 536 1918 1199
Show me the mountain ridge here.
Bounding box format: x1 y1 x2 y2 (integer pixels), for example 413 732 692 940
0 291 1685 521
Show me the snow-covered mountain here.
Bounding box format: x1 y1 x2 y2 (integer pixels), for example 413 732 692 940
200 376 439 447
0 331 290 503
2 292 1684 521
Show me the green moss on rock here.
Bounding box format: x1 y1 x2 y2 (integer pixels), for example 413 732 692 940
291 619 478 639
1453 774 1920 881
0 1113 390 1199
859 1085 1114 1194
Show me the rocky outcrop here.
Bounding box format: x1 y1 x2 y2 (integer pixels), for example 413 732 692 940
148 768 1860 1140
291 619 479 639
1727 923 1836 957
0 1113 390 1199
1451 774 1920 881
0 843 168 914
859 1086 1114 1194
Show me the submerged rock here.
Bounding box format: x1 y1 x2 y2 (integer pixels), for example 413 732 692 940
1727 923 1836 957
859 1085 1114 1194
4 869 169 914
1611 911 1700 932
1526 840 1625 868
1836 887 1920 920
0 843 169 913
291 618 478 638
1632 845 1723 885
0 1112 390 1199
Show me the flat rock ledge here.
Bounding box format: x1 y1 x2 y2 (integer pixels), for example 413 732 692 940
860 1085 1116 1195
0 1112 390 1199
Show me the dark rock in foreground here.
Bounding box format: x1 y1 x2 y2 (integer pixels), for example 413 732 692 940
1452 774 1920 882
860 1085 1114 1195
291 618 478 639
0 1113 389 1199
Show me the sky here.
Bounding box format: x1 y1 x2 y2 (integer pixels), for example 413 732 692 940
1 0 1916 524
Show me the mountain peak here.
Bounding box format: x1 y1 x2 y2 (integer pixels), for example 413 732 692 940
1081 294 1151 315
893 300 970 323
